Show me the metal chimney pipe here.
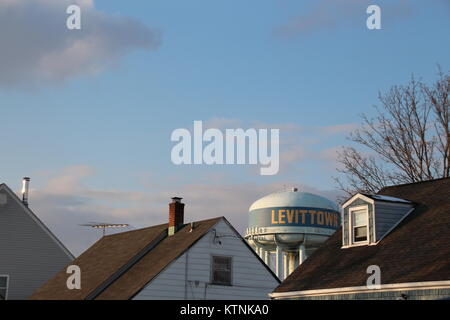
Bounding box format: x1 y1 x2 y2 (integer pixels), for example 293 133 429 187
22 177 30 206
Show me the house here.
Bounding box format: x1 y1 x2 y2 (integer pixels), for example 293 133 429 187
31 197 280 300
0 179 74 300
270 178 450 300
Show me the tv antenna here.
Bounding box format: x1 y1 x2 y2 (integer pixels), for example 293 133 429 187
79 222 130 237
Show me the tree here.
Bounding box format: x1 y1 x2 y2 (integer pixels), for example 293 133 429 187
335 68 449 197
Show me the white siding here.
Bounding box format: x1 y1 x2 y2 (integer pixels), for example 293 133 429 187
133 219 279 300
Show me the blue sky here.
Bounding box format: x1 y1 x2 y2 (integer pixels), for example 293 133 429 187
0 0 449 255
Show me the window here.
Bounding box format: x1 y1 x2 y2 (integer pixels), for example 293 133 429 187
0 276 9 300
0 193 7 206
211 256 232 286
351 207 368 244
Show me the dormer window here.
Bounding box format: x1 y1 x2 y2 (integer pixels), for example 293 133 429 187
342 193 414 248
350 206 368 244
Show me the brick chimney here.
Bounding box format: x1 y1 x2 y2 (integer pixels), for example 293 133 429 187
168 197 185 236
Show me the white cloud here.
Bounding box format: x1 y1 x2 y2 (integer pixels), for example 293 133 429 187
184 118 358 175
0 0 161 88
274 0 413 38
43 165 94 194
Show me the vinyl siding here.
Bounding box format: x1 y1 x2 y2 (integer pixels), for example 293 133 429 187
373 201 412 241
288 288 450 300
133 219 279 300
0 186 73 300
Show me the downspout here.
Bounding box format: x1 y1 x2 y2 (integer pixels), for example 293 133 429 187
184 251 189 299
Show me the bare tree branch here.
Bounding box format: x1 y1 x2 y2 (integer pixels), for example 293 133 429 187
335 67 450 199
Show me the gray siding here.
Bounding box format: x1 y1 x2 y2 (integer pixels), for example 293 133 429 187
373 201 412 241
133 219 279 300
0 186 73 300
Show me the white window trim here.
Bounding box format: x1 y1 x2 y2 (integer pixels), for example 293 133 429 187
342 194 374 209
269 280 450 299
0 275 9 300
348 205 370 246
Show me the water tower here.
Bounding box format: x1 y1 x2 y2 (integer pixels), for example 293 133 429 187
245 188 340 280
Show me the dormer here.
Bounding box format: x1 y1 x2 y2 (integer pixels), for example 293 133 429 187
341 193 414 248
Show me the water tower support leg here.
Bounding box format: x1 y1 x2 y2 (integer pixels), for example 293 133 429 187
264 250 270 267
288 252 296 275
259 247 265 260
299 244 307 265
276 246 284 280
283 253 289 279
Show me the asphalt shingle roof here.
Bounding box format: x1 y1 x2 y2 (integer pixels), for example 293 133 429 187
30 217 222 300
274 178 450 293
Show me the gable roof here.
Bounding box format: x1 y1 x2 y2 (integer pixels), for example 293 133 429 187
32 216 254 299
273 177 450 294
99 217 280 300
0 183 74 260
361 194 412 204
341 192 414 209
96 217 222 300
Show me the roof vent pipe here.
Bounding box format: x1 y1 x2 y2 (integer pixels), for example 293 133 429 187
22 177 30 207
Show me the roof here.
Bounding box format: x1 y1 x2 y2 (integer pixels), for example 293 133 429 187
273 177 450 293
32 215 279 300
341 192 414 208
30 217 223 300
361 194 413 204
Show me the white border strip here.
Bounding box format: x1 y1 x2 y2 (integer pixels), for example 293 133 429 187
269 280 450 299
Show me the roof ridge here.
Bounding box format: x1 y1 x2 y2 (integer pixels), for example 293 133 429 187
379 177 450 192
103 222 168 238
103 216 224 238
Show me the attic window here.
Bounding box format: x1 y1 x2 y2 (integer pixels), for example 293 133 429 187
350 206 369 244
211 256 232 286
0 193 6 206
0 276 9 300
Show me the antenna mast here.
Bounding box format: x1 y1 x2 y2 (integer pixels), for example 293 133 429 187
79 223 130 237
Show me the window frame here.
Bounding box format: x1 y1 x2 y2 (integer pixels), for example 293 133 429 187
349 205 370 246
210 255 233 286
0 192 7 206
0 275 9 301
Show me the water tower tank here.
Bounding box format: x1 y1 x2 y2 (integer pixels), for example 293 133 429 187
245 188 340 280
